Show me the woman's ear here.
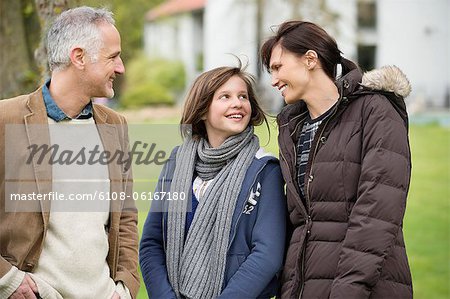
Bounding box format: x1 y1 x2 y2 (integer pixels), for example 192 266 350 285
304 50 318 70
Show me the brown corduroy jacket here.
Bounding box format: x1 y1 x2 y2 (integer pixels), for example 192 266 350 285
0 87 140 298
277 66 413 298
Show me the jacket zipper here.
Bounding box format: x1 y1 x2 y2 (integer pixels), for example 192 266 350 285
280 117 311 299
227 166 265 251
279 132 311 299
298 103 341 298
305 103 340 206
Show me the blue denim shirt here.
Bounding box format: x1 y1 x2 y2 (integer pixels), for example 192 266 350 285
42 80 93 122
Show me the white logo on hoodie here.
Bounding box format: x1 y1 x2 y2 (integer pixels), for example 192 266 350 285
243 182 261 215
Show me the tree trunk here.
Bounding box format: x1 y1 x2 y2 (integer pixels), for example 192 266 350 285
34 0 74 82
0 0 36 99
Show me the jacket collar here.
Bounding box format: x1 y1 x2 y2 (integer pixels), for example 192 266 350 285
336 68 363 99
92 103 109 124
25 87 48 124
41 80 93 122
25 84 95 122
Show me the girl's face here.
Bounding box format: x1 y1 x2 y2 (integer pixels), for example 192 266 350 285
269 44 311 104
204 75 252 147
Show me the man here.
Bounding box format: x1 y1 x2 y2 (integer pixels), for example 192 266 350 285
0 6 139 299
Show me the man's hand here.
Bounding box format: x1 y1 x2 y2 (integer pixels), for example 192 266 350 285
111 291 120 299
9 274 38 299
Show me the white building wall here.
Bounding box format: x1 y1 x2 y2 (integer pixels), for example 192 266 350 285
144 20 179 59
144 0 449 110
328 0 357 61
204 0 258 74
178 13 204 84
178 14 197 83
145 13 204 88
377 0 449 107
192 12 204 75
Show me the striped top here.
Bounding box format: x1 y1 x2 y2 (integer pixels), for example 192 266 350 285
296 107 334 200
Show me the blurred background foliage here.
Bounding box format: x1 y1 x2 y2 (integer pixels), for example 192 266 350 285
121 54 185 108
1 0 183 108
79 0 164 64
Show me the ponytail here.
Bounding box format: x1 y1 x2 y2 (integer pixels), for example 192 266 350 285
339 56 359 76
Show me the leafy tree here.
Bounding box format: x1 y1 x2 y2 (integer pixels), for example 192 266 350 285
1 0 41 98
1 0 162 99
121 53 185 108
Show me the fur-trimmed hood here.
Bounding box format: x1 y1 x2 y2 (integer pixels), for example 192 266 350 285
361 65 411 98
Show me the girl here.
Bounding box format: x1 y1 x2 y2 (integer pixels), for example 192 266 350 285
260 21 413 298
139 65 286 298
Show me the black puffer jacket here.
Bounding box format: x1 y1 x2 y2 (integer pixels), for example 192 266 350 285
278 66 413 298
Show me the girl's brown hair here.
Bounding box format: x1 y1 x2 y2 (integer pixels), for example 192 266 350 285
181 62 267 140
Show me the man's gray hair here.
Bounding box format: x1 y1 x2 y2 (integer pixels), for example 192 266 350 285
46 6 115 72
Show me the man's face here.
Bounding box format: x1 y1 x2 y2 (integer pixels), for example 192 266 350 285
84 22 125 99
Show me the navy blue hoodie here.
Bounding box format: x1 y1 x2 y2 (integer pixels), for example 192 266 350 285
140 147 287 298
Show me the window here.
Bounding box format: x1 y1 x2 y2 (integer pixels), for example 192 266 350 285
357 45 376 71
357 1 376 29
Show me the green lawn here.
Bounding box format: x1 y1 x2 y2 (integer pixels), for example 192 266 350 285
135 122 450 299
404 124 450 299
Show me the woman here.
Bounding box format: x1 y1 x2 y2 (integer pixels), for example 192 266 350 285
260 21 413 298
139 64 286 298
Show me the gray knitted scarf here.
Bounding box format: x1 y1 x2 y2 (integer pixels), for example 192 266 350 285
166 126 259 299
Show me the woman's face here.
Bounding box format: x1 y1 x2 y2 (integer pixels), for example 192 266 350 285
269 44 311 104
204 75 252 147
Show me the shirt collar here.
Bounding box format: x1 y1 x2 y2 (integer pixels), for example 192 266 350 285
42 80 93 122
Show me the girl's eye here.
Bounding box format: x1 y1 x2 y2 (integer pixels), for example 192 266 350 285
219 94 229 100
239 95 248 100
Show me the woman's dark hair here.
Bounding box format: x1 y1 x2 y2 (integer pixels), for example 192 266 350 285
260 20 358 79
180 60 267 140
